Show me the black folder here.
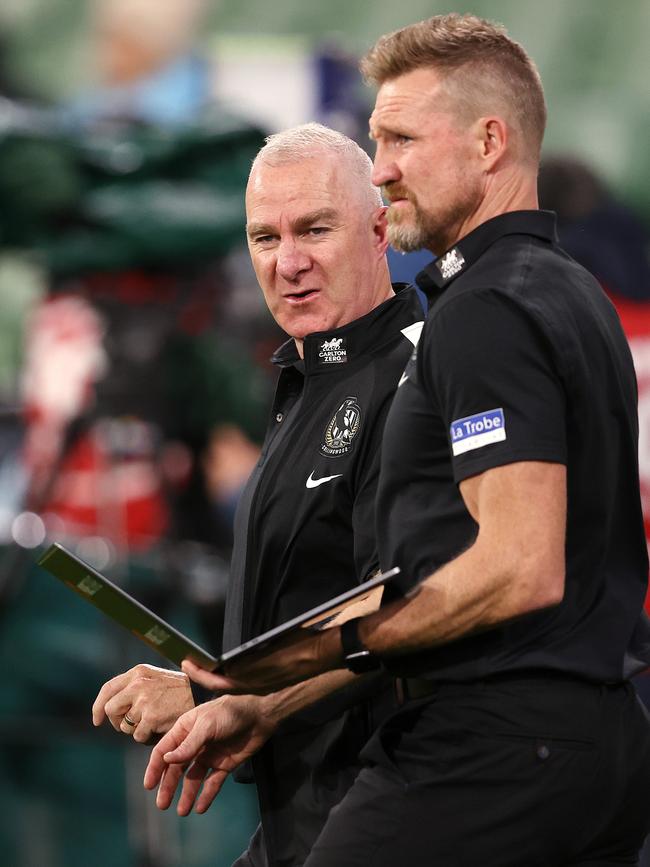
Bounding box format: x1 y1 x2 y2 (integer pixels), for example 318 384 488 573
38 542 398 672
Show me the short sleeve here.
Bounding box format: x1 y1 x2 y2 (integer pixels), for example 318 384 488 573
421 288 567 483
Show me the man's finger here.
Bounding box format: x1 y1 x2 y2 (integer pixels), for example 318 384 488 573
175 767 204 816
119 713 140 735
194 769 229 814
92 671 131 725
105 693 136 732
145 730 182 789
144 750 166 790
133 718 153 744
181 659 236 692
162 723 211 765
156 763 186 811
176 761 223 817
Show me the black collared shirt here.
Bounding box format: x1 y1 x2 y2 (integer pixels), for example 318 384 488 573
223 285 424 651
377 211 649 682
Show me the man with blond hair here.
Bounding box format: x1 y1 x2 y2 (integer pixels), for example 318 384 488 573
94 123 424 866
164 14 650 865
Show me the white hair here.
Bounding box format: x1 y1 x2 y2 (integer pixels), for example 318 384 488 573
251 123 383 209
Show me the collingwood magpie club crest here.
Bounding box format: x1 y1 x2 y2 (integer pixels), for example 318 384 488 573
321 397 362 457
437 247 466 280
318 336 347 364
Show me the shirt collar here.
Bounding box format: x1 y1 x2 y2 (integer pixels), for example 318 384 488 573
415 210 558 302
271 284 422 374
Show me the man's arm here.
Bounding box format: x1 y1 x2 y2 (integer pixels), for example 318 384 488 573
195 460 566 694
357 460 566 654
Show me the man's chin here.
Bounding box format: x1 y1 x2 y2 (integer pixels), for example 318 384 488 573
387 227 426 254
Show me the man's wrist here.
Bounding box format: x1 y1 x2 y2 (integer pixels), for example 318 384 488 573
340 617 382 673
259 690 286 726
187 676 209 707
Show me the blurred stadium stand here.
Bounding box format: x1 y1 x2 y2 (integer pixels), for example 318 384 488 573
0 1 648 865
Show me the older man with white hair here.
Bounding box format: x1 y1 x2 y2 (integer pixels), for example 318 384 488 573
95 123 424 867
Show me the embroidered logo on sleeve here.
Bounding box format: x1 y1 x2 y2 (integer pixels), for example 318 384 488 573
450 408 506 456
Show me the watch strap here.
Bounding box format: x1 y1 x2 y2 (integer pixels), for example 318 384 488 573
340 617 382 673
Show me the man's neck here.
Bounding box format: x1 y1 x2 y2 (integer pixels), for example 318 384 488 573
439 169 539 255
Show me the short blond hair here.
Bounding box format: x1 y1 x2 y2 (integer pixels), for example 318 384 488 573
361 13 546 162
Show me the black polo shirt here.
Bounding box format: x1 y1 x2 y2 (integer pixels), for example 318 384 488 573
377 210 649 683
223 285 424 651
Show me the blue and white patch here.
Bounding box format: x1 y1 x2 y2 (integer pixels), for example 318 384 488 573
450 408 506 456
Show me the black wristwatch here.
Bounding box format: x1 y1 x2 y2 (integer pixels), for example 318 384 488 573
340 617 382 674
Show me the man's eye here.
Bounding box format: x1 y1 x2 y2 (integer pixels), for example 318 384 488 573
253 235 276 245
307 226 328 236
395 134 412 145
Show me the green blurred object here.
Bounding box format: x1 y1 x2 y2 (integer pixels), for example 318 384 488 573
0 107 265 275
0 549 259 866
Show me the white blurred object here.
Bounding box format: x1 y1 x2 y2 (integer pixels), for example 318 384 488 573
21 296 107 426
210 35 316 131
11 510 46 548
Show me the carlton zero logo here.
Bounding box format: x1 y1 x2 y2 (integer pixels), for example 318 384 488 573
437 247 466 280
450 408 506 456
318 336 347 364
321 397 362 457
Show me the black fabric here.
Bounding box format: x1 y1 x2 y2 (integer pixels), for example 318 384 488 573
223 286 423 652
304 675 650 867
232 824 269 867
253 678 396 867
223 285 425 866
377 210 649 683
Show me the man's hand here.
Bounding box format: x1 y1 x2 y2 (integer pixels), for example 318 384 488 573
143 694 276 815
181 626 344 696
92 663 195 743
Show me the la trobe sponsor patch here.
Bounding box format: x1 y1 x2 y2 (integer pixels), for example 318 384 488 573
450 408 506 456
321 397 362 457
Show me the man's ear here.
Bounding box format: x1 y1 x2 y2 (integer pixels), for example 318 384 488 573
475 116 509 168
372 205 390 256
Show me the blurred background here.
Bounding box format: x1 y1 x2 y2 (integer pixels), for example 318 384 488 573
0 1 648 865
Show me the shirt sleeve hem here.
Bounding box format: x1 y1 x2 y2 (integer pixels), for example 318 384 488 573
452 446 567 484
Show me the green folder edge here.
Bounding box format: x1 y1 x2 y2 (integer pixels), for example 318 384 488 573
38 542 219 671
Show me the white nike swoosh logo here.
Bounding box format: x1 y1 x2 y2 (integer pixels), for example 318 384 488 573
306 471 343 489
398 371 409 387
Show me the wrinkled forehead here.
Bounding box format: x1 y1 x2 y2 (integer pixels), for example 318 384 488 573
246 155 363 223
369 68 453 135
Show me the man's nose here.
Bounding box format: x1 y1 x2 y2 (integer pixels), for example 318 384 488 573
276 242 311 282
372 147 401 189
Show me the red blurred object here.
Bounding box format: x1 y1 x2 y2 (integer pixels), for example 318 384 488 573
20 294 168 551
45 427 168 550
